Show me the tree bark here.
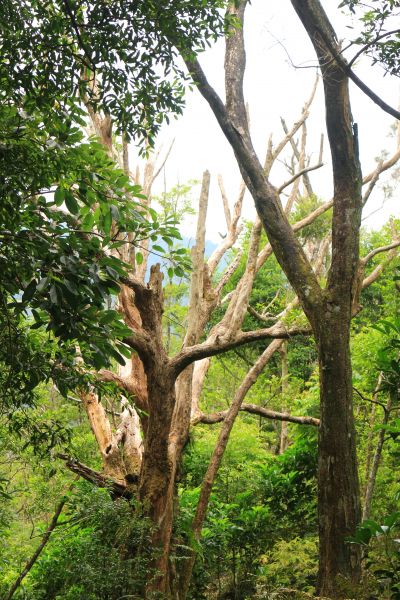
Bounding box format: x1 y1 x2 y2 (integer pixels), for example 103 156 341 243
316 316 361 594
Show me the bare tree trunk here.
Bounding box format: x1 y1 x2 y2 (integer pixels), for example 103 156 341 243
316 317 361 594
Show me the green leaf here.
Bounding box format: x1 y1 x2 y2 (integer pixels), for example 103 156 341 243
103 209 112 236
65 190 79 215
54 187 65 206
22 279 37 302
136 252 143 265
36 277 49 293
109 347 127 366
82 212 95 230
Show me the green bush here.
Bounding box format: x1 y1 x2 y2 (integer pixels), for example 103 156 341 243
23 484 154 600
256 536 318 595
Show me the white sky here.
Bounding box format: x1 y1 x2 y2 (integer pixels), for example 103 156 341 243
139 1 400 242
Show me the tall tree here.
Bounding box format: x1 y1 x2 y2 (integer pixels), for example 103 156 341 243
181 0 399 595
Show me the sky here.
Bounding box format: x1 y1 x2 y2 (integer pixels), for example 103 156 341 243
134 1 400 243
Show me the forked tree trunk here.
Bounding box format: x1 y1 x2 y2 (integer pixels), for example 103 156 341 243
180 0 364 592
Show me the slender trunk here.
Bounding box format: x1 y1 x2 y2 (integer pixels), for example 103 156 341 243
178 340 283 599
5 495 68 600
363 393 393 521
363 373 383 495
317 315 361 597
279 341 289 453
364 402 377 493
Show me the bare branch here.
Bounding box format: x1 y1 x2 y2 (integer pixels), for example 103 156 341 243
183 55 322 319
218 175 232 229
269 75 319 167
362 160 384 207
363 147 400 185
195 404 320 427
247 304 277 324
191 338 283 540
183 171 210 347
207 180 245 277
215 249 243 294
361 240 400 266
278 161 324 194
170 323 312 377
57 454 132 498
151 139 175 184
361 247 400 291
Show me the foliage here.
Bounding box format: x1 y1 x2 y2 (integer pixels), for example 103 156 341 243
373 315 400 389
0 0 229 147
290 194 331 242
339 0 400 77
178 425 318 598
257 536 318 596
257 434 318 539
0 95 187 368
17 484 154 600
349 512 400 598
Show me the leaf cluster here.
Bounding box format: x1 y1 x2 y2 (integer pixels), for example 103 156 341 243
0 0 229 147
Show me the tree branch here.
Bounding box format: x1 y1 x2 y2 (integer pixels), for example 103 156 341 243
170 323 312 377
5 494 70 600
184 43 322 323
278 161 324 194
57 454 131 499
195 404 320 427
291 0 363 304
269 75 319 168
348 29 400 69
336 44 400 121
361 240 400 265
61 0 95 70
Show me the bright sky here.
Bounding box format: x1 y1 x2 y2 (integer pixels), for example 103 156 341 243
143 1 400 243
